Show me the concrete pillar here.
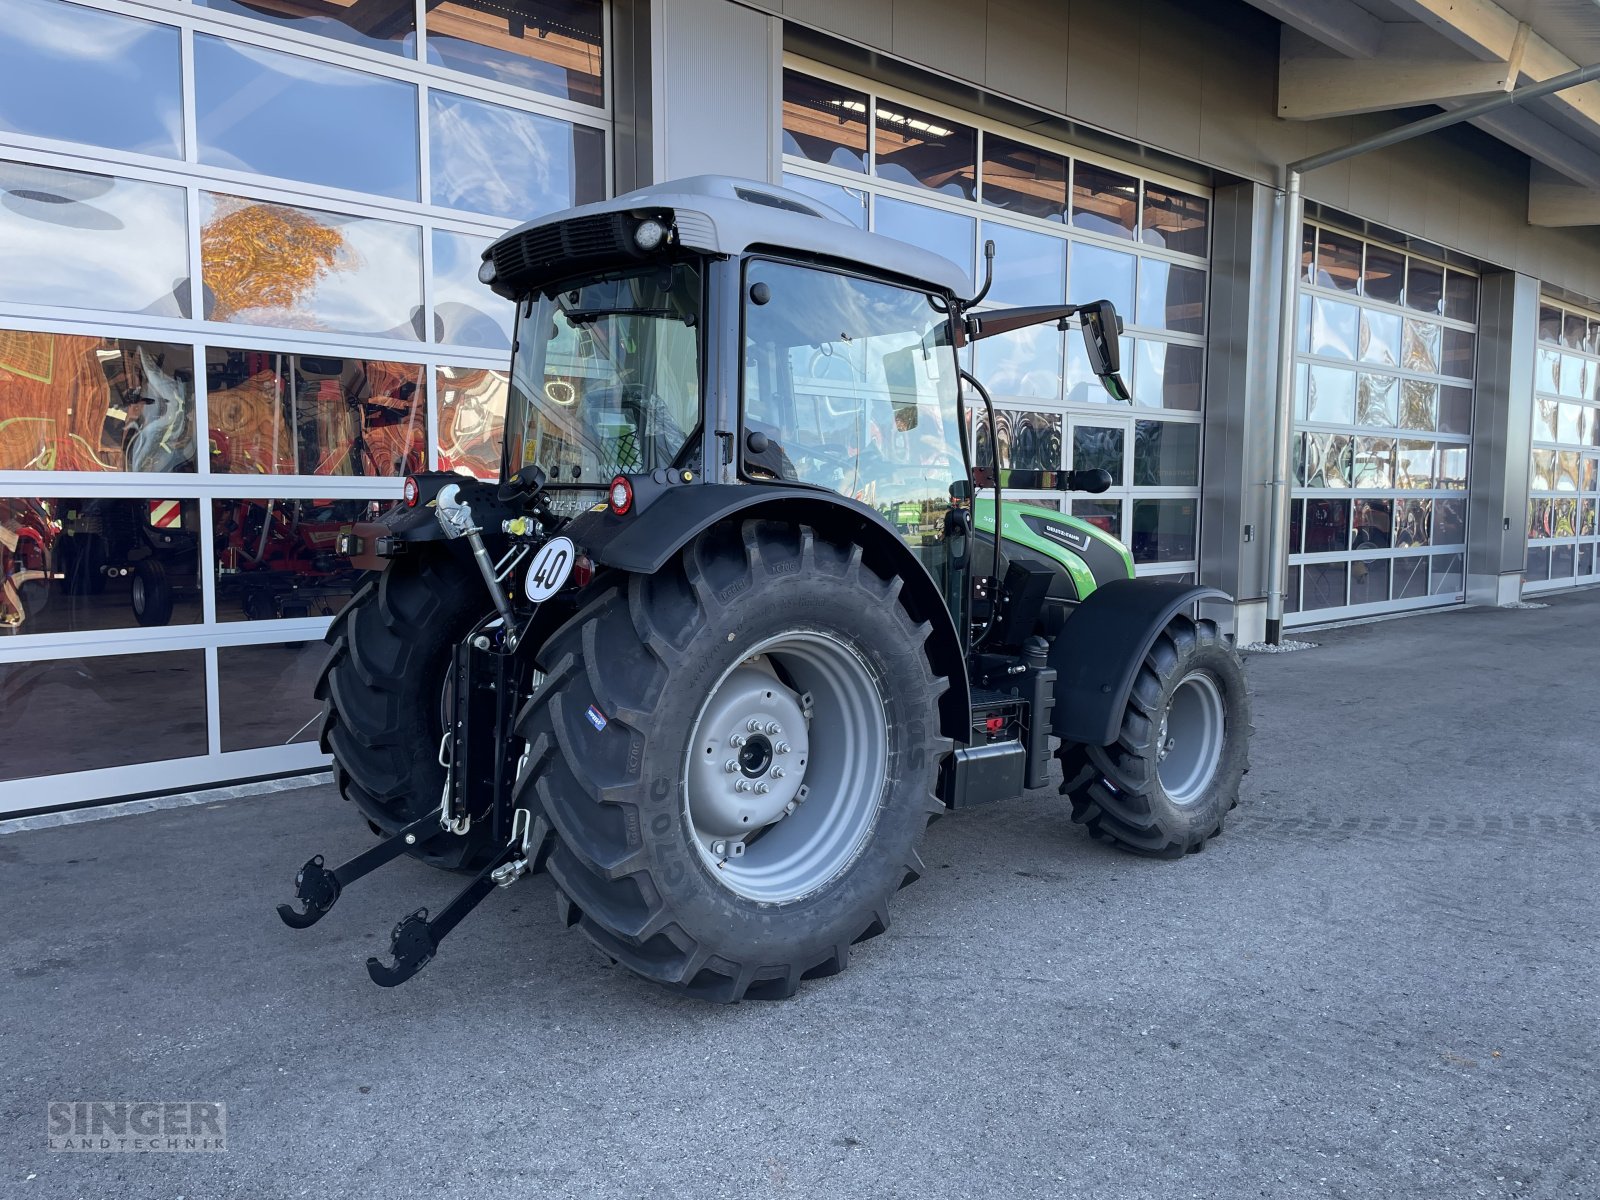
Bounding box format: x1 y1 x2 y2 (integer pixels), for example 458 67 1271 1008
1198 180 1283 644
1465 271 1537 607
648 0 782 184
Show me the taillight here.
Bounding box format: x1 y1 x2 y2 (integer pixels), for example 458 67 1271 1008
402 475 419 507
608 475 633 515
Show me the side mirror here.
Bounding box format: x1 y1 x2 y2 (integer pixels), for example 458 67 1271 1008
1079 300 1131 403
1066 468 1113 494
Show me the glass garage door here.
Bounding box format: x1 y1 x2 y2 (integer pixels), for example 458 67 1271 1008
0 0 610 813
1286 224 1477 624
778 61 1208 582
1525 300 1600 590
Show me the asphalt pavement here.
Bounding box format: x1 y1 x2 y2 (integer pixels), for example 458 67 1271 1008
3 590 1598 1200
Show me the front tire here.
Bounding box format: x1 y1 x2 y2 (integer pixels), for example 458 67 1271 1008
131 558 174 627
516 520 950 1001
1059 615 1250 857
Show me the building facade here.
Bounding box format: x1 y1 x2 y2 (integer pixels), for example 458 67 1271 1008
2 0 1598 814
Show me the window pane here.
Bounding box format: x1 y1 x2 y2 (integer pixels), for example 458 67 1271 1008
1070 243 1135 319
1397 440 1435 488
979 325 1062 403
0 650 206 779
1402 319 1440 374
1135 341 1202 411
1438 386 1472 435
1394 555 1428 599
1072 424 1124 482
1355 498 1393 548
995 409 1062 470
1442 328 1475 380
1405 260 1444 314
219 642 329 752
1314 230 1361 292
1539 305 1563 343
207 348 425 476
782 173 866 227
1302 498 1350 552
195 35 418 201
782 72 868 173
874 102 975 199
982 134 1067 221
1130 498 1197 563
1431 552 1463 593
1363 243 1404 305
1352 437 1393 488
0 331 195 473
198 0 416 57
1444 271 1478 322
426 0 604 105
1357 373 1398 427
1309 297 1358 360
1359 309 1400 367
1133 419 1199 486
0 160 189 317
1072 498 1121 539
982 222 1065 308
1433 499 1465 545
1349 556 1389 606
1071 162 1137 239
1399 380 1437 431
430 92 605 221
1140 184 1207 256
212 497 380 620
1137 260 1205 334
0 498 203 635
0 0 182 157
1563 312 1589 349
438 365 508 480
433 230 512 350
201 194 422 339
874 196 973 270
1305 365 1355 424
1301 562 1348 610
1395 499 1433 550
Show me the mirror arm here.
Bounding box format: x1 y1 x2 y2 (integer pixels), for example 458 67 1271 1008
966 303 1081 342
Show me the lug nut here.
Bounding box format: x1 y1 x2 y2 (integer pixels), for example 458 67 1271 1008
724 759 739 773
747 718 764 732
775 742 790 754
755 782 770 794
730 734 747 747
771 766 786 779
734 779 752 793
764 722 781 735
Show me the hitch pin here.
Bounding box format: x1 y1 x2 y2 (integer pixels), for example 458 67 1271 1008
434 484 520 649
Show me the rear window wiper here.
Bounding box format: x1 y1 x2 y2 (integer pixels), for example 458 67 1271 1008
563 307 695 326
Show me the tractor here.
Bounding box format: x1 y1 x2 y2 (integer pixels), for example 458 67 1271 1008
279 176 1251 999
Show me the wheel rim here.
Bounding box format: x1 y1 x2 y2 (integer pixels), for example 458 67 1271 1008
684 630 887 903
1156 670 1226 806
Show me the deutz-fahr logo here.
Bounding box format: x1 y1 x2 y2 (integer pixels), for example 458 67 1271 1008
1023 515 1093 554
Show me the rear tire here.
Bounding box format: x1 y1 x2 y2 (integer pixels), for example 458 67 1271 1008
515 519 950 1001
316 549 496 869
1058 615 1250 857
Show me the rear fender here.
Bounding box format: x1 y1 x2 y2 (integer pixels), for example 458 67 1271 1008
1050 578 1231 746
567 484 970 743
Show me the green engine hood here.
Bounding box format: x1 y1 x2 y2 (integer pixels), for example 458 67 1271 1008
972 501 1134 599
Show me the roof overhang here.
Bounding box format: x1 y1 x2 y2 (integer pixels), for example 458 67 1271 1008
1246 0 1600 226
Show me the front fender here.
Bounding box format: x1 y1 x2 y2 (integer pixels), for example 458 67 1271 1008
1049 578 1232 746
567 484 971 744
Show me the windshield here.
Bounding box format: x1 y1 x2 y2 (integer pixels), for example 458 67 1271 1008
505 263 701 484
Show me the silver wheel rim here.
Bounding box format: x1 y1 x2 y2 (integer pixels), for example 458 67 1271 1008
1156 671 1226 806
684 630 887 903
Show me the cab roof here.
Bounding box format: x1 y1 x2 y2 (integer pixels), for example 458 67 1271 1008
486 175 975 301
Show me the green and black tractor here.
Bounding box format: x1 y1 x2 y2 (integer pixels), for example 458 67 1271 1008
279 175 1251 999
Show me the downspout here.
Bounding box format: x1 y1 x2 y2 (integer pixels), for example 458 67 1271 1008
1263 59 1600 643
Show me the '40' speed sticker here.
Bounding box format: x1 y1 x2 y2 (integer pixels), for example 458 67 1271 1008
525 536 576 601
